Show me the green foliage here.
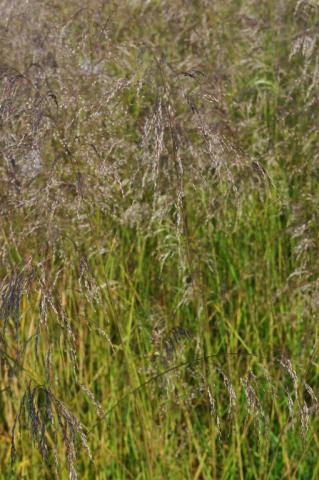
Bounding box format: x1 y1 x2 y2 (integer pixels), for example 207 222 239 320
0 0 319 478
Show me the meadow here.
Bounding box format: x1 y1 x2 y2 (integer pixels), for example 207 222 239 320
0 0 319 478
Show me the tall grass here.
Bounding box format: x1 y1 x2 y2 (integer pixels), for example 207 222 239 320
0 0 319 478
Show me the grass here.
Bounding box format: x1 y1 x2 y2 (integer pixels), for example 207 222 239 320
0 0 319 478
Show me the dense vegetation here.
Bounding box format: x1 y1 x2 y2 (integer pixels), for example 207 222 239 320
0 0 319 478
